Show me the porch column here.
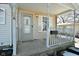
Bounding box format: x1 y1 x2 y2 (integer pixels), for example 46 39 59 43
11 3 17 56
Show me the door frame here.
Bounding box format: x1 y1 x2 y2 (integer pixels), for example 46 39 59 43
18 10 33 42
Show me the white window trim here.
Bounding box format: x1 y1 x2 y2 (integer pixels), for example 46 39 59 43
38 15 52 32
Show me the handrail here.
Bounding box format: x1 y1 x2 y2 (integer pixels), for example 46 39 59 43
48 34 74 47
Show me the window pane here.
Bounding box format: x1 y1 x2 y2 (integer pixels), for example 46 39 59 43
57 16 63 24
75 10 79 23
42 16 48 31
57 11 74 23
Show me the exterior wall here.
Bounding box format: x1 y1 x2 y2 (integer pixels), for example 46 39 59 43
36 15 57 40
0 4 12 46
51 16 57 30
17 8 57 40
32 15 39 39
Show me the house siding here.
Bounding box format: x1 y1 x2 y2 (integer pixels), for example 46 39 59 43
0 4 12 46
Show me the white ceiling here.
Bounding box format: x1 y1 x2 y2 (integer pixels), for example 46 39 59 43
16 3 79 15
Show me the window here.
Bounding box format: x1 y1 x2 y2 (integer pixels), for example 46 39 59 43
57 16 64 24
42 16 48 31
75 10 79 23
0 8 5 24
38 16 49 32
57 11 74 24
23 16 31 33
57 26 63 33
57 10 79 24
57 11 74 36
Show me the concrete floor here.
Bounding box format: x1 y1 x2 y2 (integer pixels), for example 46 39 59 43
17 39 47 56
17 39 73 56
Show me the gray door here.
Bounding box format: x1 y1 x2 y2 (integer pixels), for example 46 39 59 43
19 13 33 41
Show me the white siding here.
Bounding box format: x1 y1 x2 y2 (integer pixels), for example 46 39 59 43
0 4 12 46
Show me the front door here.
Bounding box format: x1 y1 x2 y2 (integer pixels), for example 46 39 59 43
19 13 33 41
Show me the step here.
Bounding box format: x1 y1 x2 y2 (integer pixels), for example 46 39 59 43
63 51 78 56
67 47 79 55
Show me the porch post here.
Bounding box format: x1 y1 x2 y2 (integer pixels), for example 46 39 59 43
46 3 50 48
11 4 17 55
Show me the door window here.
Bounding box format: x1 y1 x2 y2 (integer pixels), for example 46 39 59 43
23 16 31 33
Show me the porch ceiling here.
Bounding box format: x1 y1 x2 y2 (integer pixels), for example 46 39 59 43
16 3 79 15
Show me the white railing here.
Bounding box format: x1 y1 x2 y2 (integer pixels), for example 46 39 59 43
47 34 74 47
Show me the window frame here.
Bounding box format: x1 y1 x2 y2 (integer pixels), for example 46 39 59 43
38 16 50 32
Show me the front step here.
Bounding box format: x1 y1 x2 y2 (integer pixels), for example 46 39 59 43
67 47 79 55
63 47 79 56
63 51 78 56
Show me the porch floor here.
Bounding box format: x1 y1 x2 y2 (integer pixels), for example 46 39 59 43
17 39 73 56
